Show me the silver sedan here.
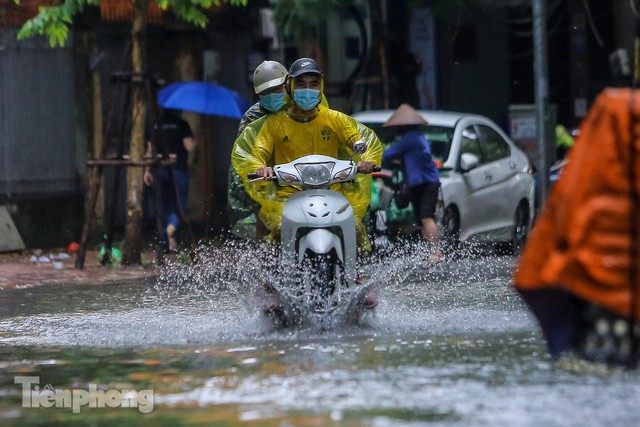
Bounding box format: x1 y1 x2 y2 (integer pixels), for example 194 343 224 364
353 109 535 253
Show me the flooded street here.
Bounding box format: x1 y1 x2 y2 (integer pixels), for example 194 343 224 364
1 242 639 426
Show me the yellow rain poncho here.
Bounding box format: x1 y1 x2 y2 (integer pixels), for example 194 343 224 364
232 102 382 250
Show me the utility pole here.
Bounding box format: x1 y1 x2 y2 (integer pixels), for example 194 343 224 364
532 0 549 203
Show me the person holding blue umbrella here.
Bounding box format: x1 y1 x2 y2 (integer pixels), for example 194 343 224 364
157 82 249 119
144 108 196 252
227 60 289 239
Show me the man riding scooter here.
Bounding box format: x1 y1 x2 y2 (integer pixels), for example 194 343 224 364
232 58 382 250
232 58 382 317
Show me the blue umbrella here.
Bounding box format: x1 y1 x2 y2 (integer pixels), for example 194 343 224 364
157 81 250 119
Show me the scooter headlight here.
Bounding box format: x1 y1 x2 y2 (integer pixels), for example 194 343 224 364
296 162 334 185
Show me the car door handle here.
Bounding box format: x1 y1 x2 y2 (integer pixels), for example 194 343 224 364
508 162 516 169
484 173 492 181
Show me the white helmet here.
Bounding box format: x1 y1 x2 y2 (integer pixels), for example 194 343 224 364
253 60 287 94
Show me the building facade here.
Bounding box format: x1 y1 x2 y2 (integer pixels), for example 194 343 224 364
0 0 635 248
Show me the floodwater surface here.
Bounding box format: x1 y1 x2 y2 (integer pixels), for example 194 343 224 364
1 241 639 426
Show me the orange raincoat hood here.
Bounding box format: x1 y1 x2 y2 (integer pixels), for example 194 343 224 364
514 88 640 319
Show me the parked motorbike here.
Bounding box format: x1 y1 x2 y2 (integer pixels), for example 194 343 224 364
368 166 422 253
247 142 380 328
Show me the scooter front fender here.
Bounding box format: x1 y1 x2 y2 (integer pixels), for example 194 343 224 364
297 229 343 263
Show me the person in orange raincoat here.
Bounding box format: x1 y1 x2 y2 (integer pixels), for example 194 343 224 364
513 88 640 365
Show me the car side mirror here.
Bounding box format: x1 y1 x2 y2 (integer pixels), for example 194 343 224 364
460 152 480 172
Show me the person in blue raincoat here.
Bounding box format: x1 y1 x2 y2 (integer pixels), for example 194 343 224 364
381 104 442 261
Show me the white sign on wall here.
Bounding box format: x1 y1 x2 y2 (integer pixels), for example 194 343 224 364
0 206 25 252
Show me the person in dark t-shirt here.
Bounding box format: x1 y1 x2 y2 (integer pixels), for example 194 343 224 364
144 109 195 252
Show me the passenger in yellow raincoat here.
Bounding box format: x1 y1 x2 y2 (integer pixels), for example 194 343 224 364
232 58 383 250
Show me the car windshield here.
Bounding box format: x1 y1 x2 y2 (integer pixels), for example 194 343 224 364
362 123 453 164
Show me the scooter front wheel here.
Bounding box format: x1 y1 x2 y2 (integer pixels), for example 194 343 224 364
301 251 341 312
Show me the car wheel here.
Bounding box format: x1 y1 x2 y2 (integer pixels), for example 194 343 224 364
511 203 529 254
441 206 460 253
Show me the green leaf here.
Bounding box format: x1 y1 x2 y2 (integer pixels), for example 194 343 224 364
14 0 248 46
49 21 69 47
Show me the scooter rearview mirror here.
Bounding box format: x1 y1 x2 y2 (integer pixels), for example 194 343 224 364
352 140 367 155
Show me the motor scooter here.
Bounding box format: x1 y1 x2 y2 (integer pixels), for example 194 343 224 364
368 165 422 253
248 142 379 327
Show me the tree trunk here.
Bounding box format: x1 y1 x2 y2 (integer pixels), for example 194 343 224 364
92 69 105 227
122 0 149 265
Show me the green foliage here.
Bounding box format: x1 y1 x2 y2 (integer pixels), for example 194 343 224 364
162 0 249 28
13 0 247 47
271 0 453 44
16 0 99 47
272 0 355 41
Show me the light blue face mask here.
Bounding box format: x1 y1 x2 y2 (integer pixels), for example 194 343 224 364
293 89 320 111
259 92 285 112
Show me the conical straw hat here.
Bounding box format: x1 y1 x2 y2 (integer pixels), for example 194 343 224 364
383 104 428 127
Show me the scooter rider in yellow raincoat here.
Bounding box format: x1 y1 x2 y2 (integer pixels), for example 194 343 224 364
232 58 383 250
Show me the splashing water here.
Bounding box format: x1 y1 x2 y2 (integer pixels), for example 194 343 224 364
146 238 529 337
4 239 640 427
0 237 529 348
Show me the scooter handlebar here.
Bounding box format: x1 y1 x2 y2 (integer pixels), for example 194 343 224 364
248 164 381 181
247 172 276 182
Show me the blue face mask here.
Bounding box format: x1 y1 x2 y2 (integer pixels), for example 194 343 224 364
293 89 320 111
259 92 285 112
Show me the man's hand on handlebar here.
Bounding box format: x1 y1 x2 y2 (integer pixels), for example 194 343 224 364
256 166 275 179
357 161 377 174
